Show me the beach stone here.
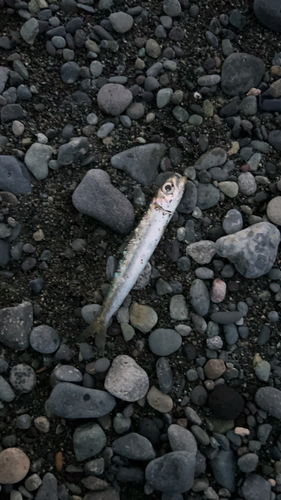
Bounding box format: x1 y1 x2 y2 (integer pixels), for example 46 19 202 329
209 385 244 420
24 143 53 180
58 137 89 165
145 451 195 493
73 423 106 461
61 62 80 83
157 88 173 108
45 383 116 418
172 106 189 122
197 183 220 210
0 375 15 402
268 130 281 151
10 364 36 393
111 143 166 186
72 169 134 235
170 294 188 320
113 433 156 460
97 84 132 116
156 357 173 394
149 328 182 356
168 425 197 455
90 61 103 77
190 279 210 316
238 172 257 195
210 311 243 324
221 53 265 96
20 18 39 44
210 278 226 303
0 240 9 267
0 66 9 94
210 450 236 492
33 473 58 500
147 386 173 413
223 209 243 234
0 301 33 350
1 104 24 124
216 222 280 278
186 240 216 264
177 181 197 214
242 474 271 500
238 453 259 473
255 386 281 419
267 197 281 225
190 386 208 405
195 148 227 171
254 0 281 32
163 0 181 17
109 12 134 33
104 355 149 401
129 302 158 332
204 359 226 380
218 181 238 198
126 103 145 120
0 448 30 484
30 325 60 354
97 123 114 139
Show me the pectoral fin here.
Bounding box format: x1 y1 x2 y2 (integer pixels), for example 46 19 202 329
77 317 107 356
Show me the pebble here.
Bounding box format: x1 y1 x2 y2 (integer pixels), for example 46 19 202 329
0 375 15 401
33 473 58 500
190 279 210 316
97 83 132 116
210 450 236 492
109 12 134 33
73 423 106 461
113 433 156 460
254 0 281 32
128 302 159 333
149 328 182 356
30 325 60 354
10 364 36 393
72 169 134 235
0 448 30 484
0 301 33 351
209 385 244 420
157 88 173 108
0 155 32 195
34 416 50 433
238 172 257 195
169 294 188 320
204 359 226 380
45 383 116 418
238 453 259 473
211 279 226 303
156 357 173 394
147 385 173 412
242 474 271 500
267 196 281 225
216 222 280 278
104 355 149 402
221 52 265 96
186 240 217 264
222 209 243 234
145 451 195 493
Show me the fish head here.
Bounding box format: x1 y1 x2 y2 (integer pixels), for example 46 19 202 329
155 173 187 212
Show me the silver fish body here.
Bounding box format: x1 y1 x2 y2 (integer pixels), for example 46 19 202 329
78 173 187 353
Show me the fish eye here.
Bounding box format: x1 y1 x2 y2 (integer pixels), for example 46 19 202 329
162 182 175 195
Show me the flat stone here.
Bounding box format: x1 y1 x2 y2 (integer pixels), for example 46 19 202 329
149 328 182 356
0 375 15 402
223 209 243 234
1 104 24 124
242 474 271 500
0 66 9 94
210 450 236 492
61 61 80 83
104 355 149 401
255 386 281 419
72 169 134 235
129 302 158 332
111 143 166 186
109 12 134 33
147 386 173 413
58 137 89 165
216 222 280 278
97 84 132 116
112 433 156 460
168 424 197 455
169 294 188 320
45 383 116 418
163 0 181 17
267 196 281 225
177 181 197 214
145 451 195 493
20 18 39 44
221 53 265 96
24 143 53 180
186 240 217 264
218 181 238 198
9 364 36 393
0 448 30 484
34 473 58 500
190 279 210 316
0 302 33 350
73 423 106 461
254 0 281 32
195 148 227 171
197 183 220 210
268 130 281 151
157 88 173 108
30 325 60 354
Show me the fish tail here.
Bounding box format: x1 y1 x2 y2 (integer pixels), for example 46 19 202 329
77 315 107 355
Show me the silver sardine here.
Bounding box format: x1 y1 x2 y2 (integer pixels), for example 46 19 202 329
78 173 187 354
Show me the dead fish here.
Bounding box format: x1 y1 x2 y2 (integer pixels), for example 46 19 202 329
78 173 187 354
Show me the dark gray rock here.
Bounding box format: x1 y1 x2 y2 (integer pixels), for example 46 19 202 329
9 364 36 393
113 433 156 460
177 181 197 214
45 383 116 418
145 451 195 493
0 301 33 350
61 61 80 83
72 169 134 235
190 279 210 316
216 222 280 278
254 0 281 32
57 137 89 165
35 473 58 500
255 386 281 419
221 53 265 96
0 375 15 402
30 325 60 354
242 474 271 500
0 240 9 267
210 450 236 492
197 183 220 210
111 143 166 186
0 156 31 194
210 311 244 324
73 423 106 461
156 357 173 394
168 425 197 455
149 328 182 356
268 130 281 151
195 148 227 171
1 104 24 123
97 83 133 116
0 66 9 93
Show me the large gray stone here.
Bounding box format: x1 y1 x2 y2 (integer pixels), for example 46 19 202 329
45 383 116 418
0 67 9 94
1 104 24 124
109 12 134 33
242 474 271 500
177 181 197 214
97 84 133 116
35 473 58 500
57 137 89 165
20 18 39 44
0 302 33 351
149 328 182 356
210 450 236 492
145 451 195 493
216 222 280 278
197 183 220 210
111 143 167 186
255 386 281 419
73 423 106 461
221 53 265 96
254 0 281 32
167 425 197 455
104 355 149 402
0 241 9 267
195 148 227 171
113 433 156 460
190 279 210 316
72 169 134 235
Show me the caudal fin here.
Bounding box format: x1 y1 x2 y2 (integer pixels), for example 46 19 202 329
77 316 107 355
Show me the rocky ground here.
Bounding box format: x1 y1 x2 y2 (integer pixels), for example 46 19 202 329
0 0 281 499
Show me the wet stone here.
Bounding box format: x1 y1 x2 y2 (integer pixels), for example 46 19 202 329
30 325 60 354
112 433 156 460
156 357 173 394
10 364 36 393
145 451 195 493
104 355 149 402
73 423 106 461
0 301 33 350
149 328 182 356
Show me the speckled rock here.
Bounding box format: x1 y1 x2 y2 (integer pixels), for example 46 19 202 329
221 53 265 96
255 386 281 419
145 451 195 493
0 301 33 351
129 302 158 333
0 448 30 484
216 222 280 278
97 84 132 116
104 355 149 402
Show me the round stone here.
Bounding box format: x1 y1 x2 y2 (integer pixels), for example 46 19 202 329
147 385 173 413
10 364 36 393
129 303 158 333
267 196 281 225
104 355 149 402
61 62 80 83
149 328 182 356
30 325 60 354
97 83 133 116
0 448 30 484
204 359 226 380
208 385 244 420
